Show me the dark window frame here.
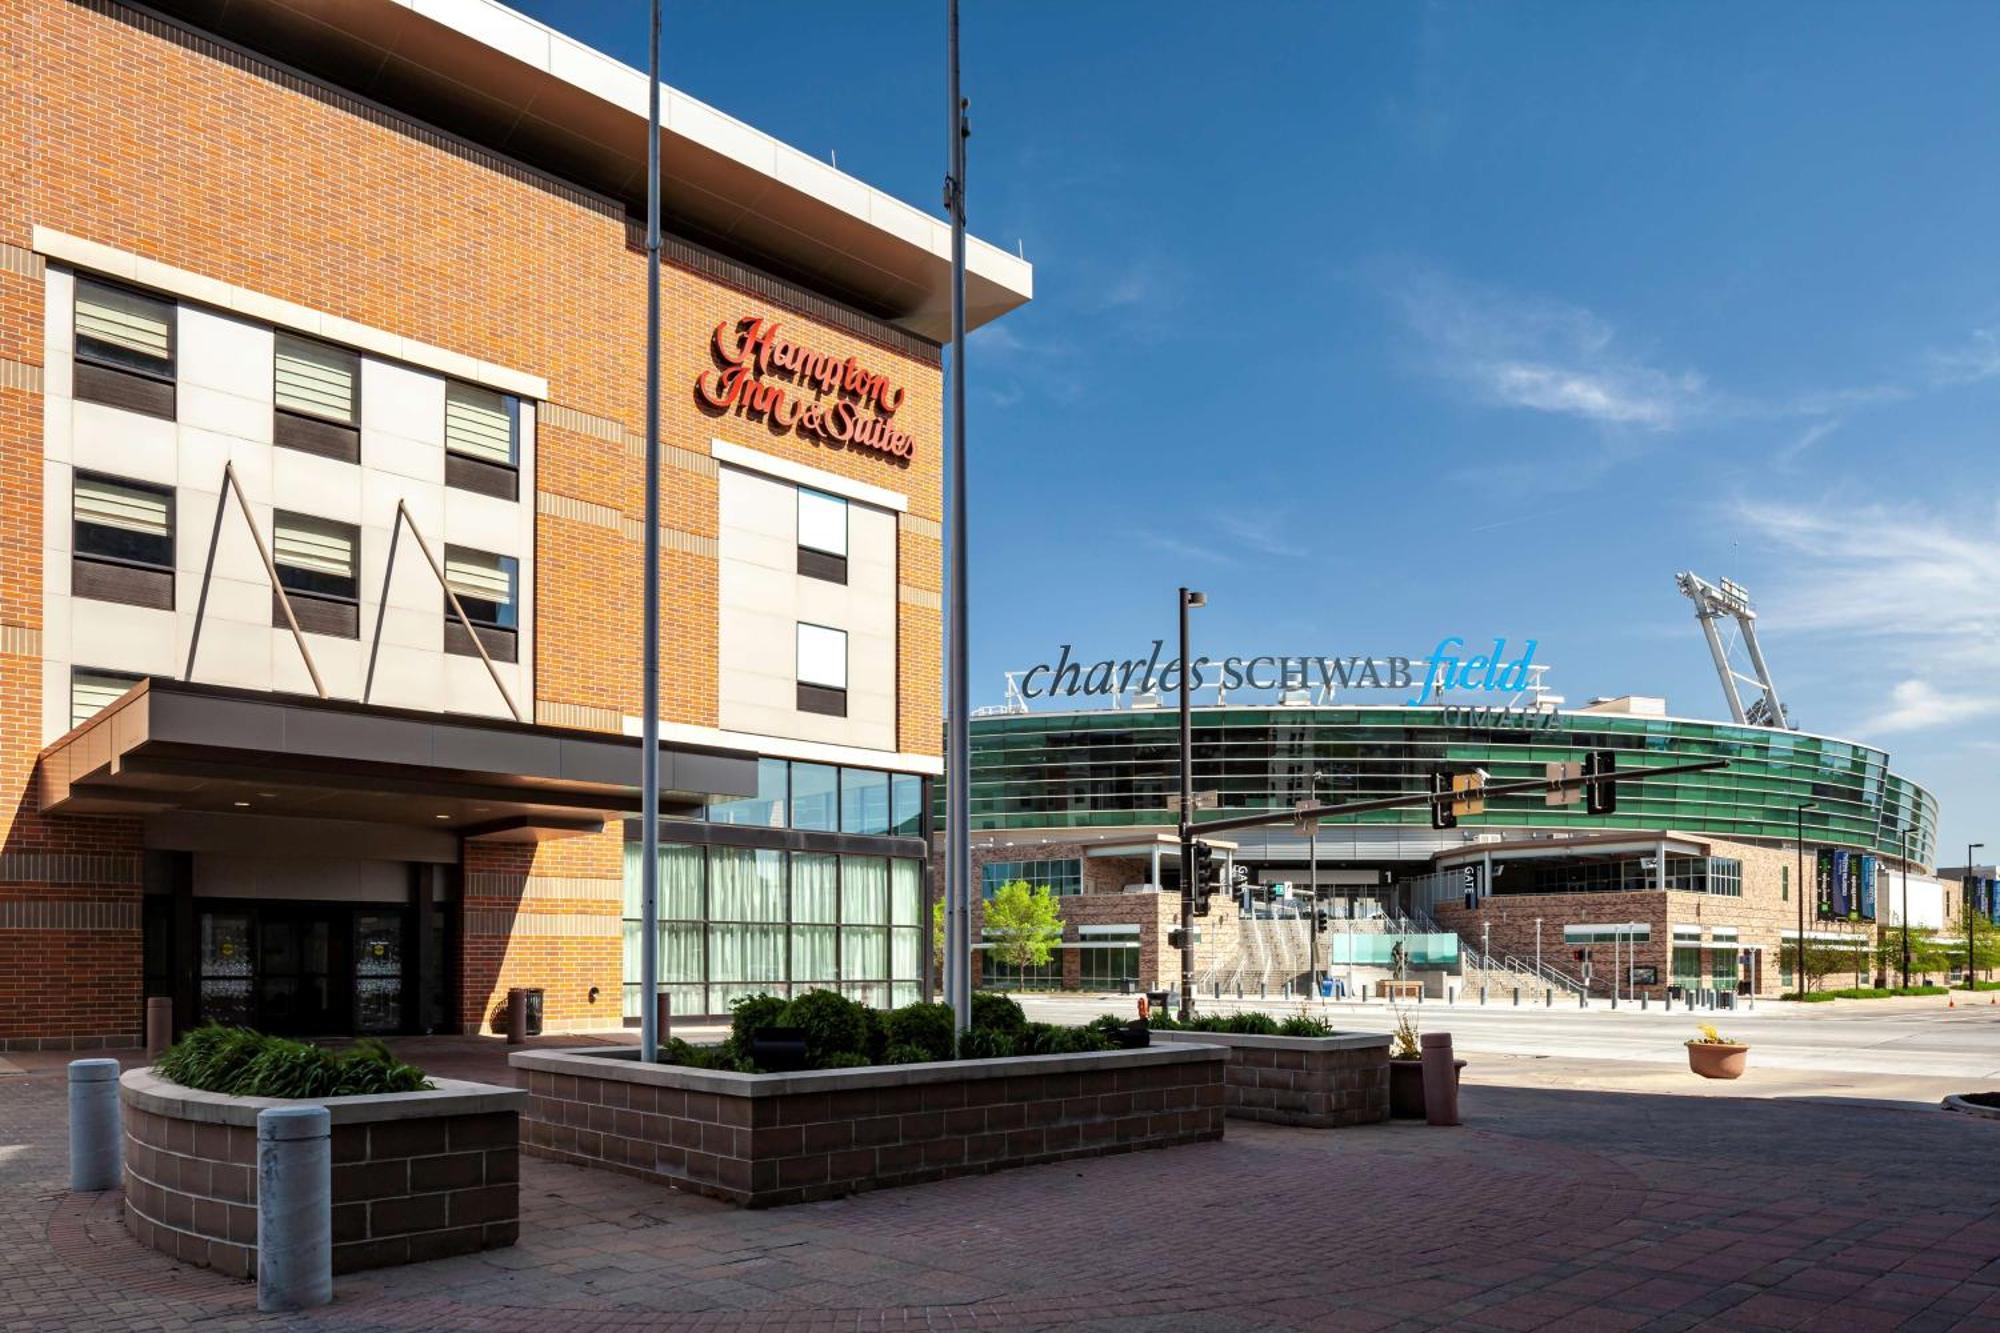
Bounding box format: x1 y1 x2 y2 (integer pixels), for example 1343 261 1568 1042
441 545 519 663
270 510 362 639
443 382 521 500
73 470 176 610
273 334 361 462
73 276 177 419
796 487 849 585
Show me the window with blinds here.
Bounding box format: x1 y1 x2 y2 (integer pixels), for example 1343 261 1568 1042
796 622 848 718
796 487 849 584
444 382 516 466
73 473 173 567
274 335 358 423
272 513 358 600
75 280 174 375
70 669 143 730
72 471 175 609
442 547 515 628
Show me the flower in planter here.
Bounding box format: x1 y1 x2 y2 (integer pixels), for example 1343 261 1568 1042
1686 1023 1742 1047
1390 1006 1421 1060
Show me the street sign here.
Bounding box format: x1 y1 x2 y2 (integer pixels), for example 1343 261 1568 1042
1293 799 1319 836
1546 761 1582 806
1166 792 1220 812
1450 770 1487 818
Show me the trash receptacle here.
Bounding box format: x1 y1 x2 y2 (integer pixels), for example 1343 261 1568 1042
1716 990 1735 1011
522 987 545 1036
1146 989 1168 1012
1667 985 1685 1003
1319 977 1335 999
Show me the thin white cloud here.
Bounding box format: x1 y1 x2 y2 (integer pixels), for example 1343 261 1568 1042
1859 680 2000 735
1736 496 2000 735
1925 329 2000 387
1214 512 1305 560
1395 271 1707 430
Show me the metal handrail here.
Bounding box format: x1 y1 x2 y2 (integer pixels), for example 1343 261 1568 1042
1503 953 1587 996
186 461 327 698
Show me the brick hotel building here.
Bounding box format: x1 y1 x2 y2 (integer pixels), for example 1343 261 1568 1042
1 0 1030 1047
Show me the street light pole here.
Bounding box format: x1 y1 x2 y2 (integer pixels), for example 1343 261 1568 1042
1176 587 1203 1023
1794 801 1818 999
1308 770 1321 998
942 0 973 1034
637 0 663 1066
1899 826 1913 990
1966 842 1984 991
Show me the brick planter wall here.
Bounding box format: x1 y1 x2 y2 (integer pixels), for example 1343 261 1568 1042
511 1043 1227 1208
1151 1030 1389 1127
118 1069 525 1277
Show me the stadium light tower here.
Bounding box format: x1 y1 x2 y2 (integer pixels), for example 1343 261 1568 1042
1675 571 1789 729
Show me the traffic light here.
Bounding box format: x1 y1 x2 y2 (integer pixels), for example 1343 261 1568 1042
1431 772 1456 829
1585 749 1618 815
1190 841 1216 915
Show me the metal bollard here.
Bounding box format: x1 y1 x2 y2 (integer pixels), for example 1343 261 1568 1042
1611 993 1618 1010
654 990 672 1042
1665 992 1674 1011
1420 1032 1461 1127
1578 990 1587 1009
505 987 527 1045
68 1058 123 1191
1447 986 1455 1005
145 997 173 1057
1641 993 1649 1011
1545 989 1552 1008
1513 987 1521 1006
1479 986 1487 1006
257 1105 332 1312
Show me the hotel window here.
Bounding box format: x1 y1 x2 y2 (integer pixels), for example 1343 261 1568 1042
796 487 848 584
840 856 889 1008
891 773 925 838
271 512 360 638
273 333 360 462
790 762 838 831
74 278 175 418
73 471 175 610
442 546 518 663
444 381 519 500
796 622 847 717
70 667 143 730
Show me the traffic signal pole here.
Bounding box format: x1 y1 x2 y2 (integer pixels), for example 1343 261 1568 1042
1177 587 1196 1022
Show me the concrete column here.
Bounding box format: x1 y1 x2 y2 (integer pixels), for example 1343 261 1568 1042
67 1059 122 1191
257 1105 332 1312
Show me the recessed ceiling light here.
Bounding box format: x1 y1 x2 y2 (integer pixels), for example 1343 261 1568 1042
233 801 251 807
434 813 450 820
256 792 276 799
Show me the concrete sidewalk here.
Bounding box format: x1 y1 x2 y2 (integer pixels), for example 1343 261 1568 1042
4 1035 2000 1330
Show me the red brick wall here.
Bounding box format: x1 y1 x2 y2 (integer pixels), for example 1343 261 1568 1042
2 0 945 1042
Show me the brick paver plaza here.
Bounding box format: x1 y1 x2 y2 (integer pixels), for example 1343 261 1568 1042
3 1038 1998 1331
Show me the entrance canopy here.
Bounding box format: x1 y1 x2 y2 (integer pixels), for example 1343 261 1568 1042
38 678 756 841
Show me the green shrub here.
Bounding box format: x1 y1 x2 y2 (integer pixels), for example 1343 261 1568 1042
1220 1012 1281 1035
1018 1022 1112 1056
861 1006 890 1064
956 1028 1016 1060
153 1025 434 1098
969 991 1027 1037
727 992 789 1056
882 1042 938 1066
820 1052 873 1069
884 1002 956 1063
783 989 871 1066
1277 1015 1334 1037
659 1038 747 1072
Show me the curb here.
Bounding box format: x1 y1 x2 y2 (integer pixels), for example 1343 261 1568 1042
1941 1094 2000 1121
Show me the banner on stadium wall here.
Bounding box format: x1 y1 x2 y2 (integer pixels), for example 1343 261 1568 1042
1832 850 1851 919
1859 854 1877 922
1988 877 1999 926
1816 848 1834 921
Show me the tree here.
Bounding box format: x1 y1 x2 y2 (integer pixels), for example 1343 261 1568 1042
983 879 1065 972
1779 937 1866 994
1876 926 1952 985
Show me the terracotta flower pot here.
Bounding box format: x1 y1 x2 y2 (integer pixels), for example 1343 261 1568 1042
1389 1057 1466 1118
1687 1042 1749 1079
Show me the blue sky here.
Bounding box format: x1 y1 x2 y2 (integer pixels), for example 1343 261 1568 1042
523 2 1999 860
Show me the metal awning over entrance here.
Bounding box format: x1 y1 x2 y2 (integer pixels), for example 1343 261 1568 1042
37 678 756 842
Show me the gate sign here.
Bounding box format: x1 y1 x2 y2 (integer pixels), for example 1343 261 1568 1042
1858 854 1877 923
1831 850 1851 919
1815 848 1834 921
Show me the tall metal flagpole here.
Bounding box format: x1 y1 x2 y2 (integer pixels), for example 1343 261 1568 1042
639 0 663 1065
944 0 972 1033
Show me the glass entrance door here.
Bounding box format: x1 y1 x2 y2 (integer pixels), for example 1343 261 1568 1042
257 907 341 1034
353 912 406 1034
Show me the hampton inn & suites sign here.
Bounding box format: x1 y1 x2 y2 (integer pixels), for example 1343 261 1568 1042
696 314 918 463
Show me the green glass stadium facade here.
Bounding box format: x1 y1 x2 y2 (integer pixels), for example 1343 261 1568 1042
963 706 1937 865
